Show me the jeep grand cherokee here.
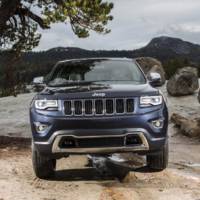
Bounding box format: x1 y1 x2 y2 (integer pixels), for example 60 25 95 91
30 58 168 179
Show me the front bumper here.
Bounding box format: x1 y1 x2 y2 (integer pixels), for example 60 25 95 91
33 128 167 155
52 131 149 153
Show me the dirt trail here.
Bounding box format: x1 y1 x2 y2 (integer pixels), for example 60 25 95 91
0 132 200 200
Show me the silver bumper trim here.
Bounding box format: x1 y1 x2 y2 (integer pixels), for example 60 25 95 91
33 128 156 154
53 132 149 154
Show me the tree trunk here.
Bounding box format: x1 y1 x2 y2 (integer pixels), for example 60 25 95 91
0 0 20 34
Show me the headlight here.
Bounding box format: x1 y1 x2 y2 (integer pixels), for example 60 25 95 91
140 96 163 107
35 100 58 110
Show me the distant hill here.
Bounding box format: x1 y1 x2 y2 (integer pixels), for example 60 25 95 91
0 36 200 86
21 36 200 67
133 36 200 63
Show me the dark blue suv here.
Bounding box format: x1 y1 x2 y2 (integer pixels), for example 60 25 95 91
30 58 168 179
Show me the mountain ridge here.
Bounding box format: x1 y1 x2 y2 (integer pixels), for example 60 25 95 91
0 36 200 85
34 36 200 63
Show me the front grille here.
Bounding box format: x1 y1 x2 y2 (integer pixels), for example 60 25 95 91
64 98 134 116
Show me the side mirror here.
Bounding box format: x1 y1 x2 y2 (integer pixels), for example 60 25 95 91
33 76 44 85
148 72 162 87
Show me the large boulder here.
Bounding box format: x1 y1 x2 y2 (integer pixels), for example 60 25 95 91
171 113 200 137
136 57 166 85
167 67 199 96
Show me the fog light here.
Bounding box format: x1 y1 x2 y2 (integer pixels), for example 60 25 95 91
151 119 164 128
34 122 49 133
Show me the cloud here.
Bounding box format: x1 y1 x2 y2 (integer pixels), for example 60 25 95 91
34 0 200 51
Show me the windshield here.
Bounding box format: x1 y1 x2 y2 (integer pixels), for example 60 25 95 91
47 59 146 86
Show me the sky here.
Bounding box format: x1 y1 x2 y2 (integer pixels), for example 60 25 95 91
34 0 200 51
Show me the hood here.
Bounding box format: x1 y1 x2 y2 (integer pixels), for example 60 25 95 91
39 83 159 99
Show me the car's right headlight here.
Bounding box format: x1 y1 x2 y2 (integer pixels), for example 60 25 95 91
35 100 58 110
140 95 163 107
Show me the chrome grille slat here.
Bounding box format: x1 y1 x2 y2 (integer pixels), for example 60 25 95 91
64 98 134 116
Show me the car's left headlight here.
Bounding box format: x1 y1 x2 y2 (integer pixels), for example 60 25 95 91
140 95 163 107
35 100 58 110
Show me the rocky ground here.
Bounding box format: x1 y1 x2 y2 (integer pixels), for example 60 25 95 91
0 85 200 200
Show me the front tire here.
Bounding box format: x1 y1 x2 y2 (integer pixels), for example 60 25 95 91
147 141 168 171
32 143 56 179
